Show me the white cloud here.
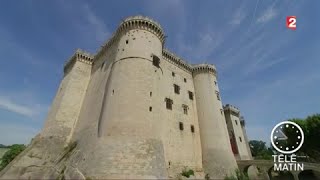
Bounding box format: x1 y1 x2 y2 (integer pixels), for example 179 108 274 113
257 7 277 23
0 123 38 145
0 97 36 117
0 91 48 119
82 4 110 41
229 3 247 25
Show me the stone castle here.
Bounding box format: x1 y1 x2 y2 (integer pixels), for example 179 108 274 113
0 16 252 179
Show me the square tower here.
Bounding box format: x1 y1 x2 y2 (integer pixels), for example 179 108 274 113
224 104 252 160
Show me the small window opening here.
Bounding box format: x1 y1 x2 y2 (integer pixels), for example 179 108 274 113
174 84 180 94
126 40 128 44
220 109 223 115
239 136 242 142
150 92 152 97
191 125 195 133
179 122 184 131
182 104 188 115
188 91 194 100
235 120 238 125
214 81 217 85
152 55 160 68
165 98 173 110
215 91 220 101
172 72 175 77
149 106 152 112
101 62 105 69
184 78 187 83
168 161 171 166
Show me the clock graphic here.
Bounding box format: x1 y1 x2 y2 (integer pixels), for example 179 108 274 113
271 121 304 154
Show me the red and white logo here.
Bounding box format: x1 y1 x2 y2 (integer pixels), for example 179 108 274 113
286 16 296 30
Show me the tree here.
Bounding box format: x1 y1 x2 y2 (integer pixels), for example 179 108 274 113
249 140 273 160
0 144 26 171
285 114 320 162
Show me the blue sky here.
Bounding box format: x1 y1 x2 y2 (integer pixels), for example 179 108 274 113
0 0 319 145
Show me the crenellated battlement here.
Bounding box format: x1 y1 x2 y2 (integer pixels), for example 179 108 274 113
223 104 240 114
94 16 165 61
64 49 94 73
119 16 165 43
162 49 193 72
192 64 217 75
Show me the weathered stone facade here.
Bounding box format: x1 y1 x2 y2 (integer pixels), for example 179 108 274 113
0 16 252 179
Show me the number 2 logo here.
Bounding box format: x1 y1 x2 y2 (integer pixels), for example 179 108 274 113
286 16 296 30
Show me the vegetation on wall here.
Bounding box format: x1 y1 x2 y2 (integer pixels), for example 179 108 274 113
180 167 194 178
0 144 26 171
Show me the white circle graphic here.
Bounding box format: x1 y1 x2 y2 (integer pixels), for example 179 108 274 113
270 121 304 154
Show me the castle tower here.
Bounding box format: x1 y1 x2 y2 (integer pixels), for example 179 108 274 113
192 65 238 178
224 104 252 160
41 49 93 143
70 16 168 179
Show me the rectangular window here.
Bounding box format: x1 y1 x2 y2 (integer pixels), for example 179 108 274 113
188 91 194 100
152 55 160 68
179 122 184 130
165 98 173 110
239 136 242 142
184 78 187 83
215 91 220 101
235 120 238 125
172 72 175 77
182 104 188 115
174 84 180 94
214 81 217 85
191 125 195 133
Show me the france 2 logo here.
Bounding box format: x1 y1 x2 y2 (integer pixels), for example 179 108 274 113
286 16 296 30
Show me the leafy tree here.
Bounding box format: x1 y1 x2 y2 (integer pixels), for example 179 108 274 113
0 144 26 171
249 140 273 160
286 114 320 162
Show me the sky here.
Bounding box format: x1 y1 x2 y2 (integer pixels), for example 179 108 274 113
0 0 319 146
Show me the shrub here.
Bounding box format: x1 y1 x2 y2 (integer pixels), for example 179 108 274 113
0 144 26 171
181 167 194 178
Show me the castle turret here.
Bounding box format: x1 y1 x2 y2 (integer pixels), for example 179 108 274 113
192 64 238 178
41 49 93 143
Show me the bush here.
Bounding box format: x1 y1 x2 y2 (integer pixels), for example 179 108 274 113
0 144 26 171
181 167 194 178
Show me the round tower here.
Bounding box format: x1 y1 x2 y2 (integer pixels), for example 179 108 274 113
93 16 167 178
192 64 238 178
